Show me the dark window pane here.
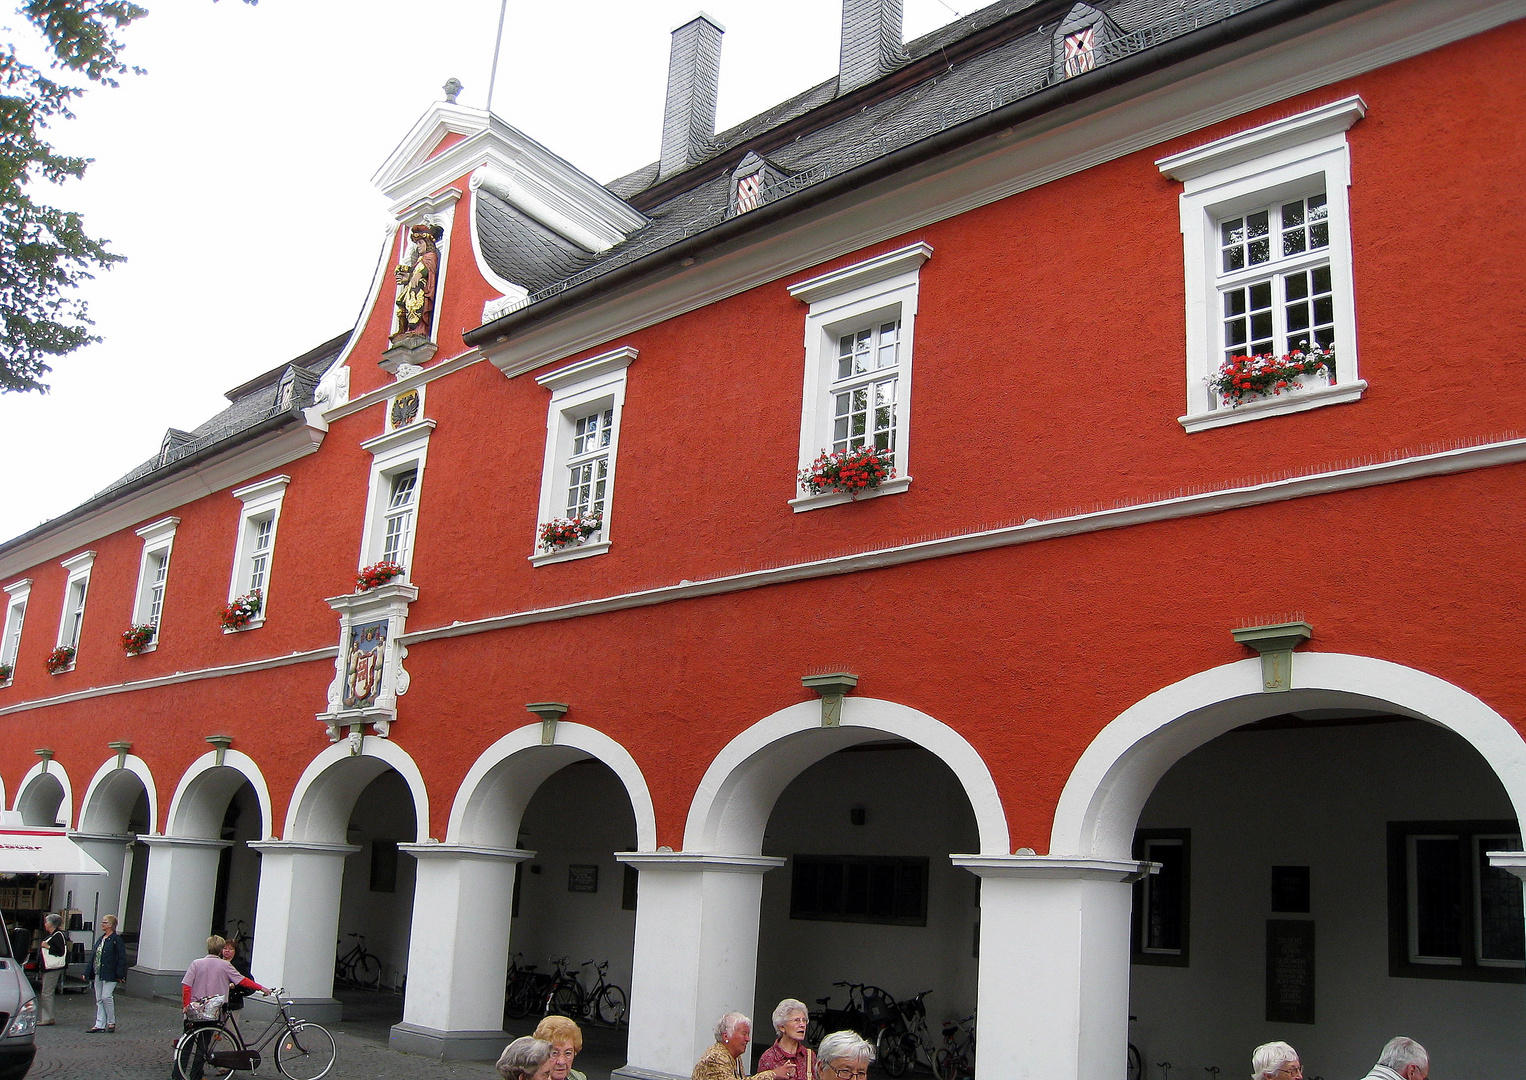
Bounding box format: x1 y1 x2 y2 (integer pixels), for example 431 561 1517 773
1313 265 1332 293
1146 842 1185 952
1225 290 1246 317
1414 837 1463 959
1477 836 1526 963
1285 273 1309 301
1250 281 1272 309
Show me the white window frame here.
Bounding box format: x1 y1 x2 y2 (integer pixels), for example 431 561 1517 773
1159 96 1367 433
531 347 636 567
129 517 179 652
55 550 96 666
227 475 291 632
787 242 931 512
359 420 435 577
0 579 31 686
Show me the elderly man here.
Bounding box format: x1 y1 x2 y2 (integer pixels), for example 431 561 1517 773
1251 1042 1303 1080
693 1012 781 1080
1361 1037 1428 1080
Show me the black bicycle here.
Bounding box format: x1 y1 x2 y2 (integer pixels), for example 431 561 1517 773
541 957 628 1026
806 981 897 1046
333 932 380 990
876 990 938 1077
174 988 335 1080
935 1013 975 1080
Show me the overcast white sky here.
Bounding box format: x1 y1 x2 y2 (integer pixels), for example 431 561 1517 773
0 0 966 545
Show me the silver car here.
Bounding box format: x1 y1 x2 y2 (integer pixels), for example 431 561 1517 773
0 930 35 1080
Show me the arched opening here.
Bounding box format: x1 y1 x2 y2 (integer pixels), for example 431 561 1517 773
400 724 655 1063
74 764 155 971
756 740 980 1055
17 772 66 827
171 763 267 947
1052 655 1526 1080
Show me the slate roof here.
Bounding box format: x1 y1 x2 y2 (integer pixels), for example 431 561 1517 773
93 333 348 500
477 0 1273 308
474 187 594 293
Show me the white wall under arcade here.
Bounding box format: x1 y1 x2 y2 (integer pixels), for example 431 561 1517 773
510 760 639 998
336 769 418 989
1131 716 1524 1080
755 743 981 1032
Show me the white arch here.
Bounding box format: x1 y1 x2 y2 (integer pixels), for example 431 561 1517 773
164 750 274 840
284 736 430 844
684 696 1010 855
446 721 657 850
13 759 74 828
78 754 159 835
1053 652 1526 860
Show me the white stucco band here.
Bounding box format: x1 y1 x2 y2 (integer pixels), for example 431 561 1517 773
683 696 1010 855
165 749 272 839
1052 652 1526 861
285 736 430 844
13 757 74 828
78 753 158 834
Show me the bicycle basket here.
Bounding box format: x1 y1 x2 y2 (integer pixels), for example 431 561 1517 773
185 994 226 1022
861 990 893 1025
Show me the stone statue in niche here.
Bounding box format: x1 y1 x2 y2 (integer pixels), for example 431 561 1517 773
393 223 443 342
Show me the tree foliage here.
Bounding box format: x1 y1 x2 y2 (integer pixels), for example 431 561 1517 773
0 0 252 394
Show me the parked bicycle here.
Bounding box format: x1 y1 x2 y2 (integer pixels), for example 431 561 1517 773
542 957 628 1026
806 981 898 1046
505 953 551 1020
876 990 938 1077
174 987 335 1080
333 932 380 990
936 1013 975 1080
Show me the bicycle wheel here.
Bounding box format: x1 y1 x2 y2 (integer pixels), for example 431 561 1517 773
934 1049 960 1080
806 1017 826 1047
592 984 627 1026
547 981 582 1018
175 1026 228 1080
505 978 532 1019
354 952 382 989
876 1030 909 1078
1126 1042 1143 1080
275 1021 336 1080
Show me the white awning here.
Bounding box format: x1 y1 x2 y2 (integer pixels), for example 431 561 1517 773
0 830 108 876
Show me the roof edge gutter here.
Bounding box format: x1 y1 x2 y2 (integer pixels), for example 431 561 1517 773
465 0 1352 351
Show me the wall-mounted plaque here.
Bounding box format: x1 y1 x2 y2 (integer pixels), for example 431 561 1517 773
1266 919 1315 1024
1272 865 1311 913
568 864 599 893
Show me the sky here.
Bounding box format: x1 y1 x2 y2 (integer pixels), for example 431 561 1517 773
0 0 969 546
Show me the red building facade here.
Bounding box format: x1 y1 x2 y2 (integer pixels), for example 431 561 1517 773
2 3 1524 1077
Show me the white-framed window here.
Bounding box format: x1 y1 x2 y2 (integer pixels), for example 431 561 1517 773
129 517 179 651
531 347 636 566
55 550 96 665
787 242 932 512
1158 96 1367 433
359 420 435 575
0 579 31 685
227 475 291 631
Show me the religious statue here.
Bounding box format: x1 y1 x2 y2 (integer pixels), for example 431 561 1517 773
393 223 444 341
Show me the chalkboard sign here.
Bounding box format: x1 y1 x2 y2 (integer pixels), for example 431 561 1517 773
1266 919 1315 1024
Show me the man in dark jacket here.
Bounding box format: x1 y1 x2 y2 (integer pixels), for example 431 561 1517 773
83 915 127 1033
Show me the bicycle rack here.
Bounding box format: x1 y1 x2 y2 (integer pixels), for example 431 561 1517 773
1157 1062 1173 1080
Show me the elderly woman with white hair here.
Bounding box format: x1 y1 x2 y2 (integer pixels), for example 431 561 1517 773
1251 1041 1303 1080
497 1035 555 1080
814 1031 873 1080
692 1011 783 1080
757 998 812 1080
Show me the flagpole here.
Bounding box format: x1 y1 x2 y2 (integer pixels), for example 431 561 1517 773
486 0 509 114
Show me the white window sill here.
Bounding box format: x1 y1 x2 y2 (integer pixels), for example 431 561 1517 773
49 664 75 676
790 475 912 513
0 679 11 690
529 539 610 567
223 618 265 635
1179 380 1366 434
126 643 157 656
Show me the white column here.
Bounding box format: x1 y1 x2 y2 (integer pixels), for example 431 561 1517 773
129 835 230 1000
246 840 359 1024
62 832 133 929
614 853 784 1080
953 856 1149 1080
388 843 531 1059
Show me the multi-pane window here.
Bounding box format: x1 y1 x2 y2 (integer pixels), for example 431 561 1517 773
381 469 418 565
146 552 169 625
62 579 87 648
565 408 612 521
1219 193 1334 363
247 516 273 593
1133 829 1190 967
790 854 929 926
131 518 177 642
1389 821 1525 982
832 321 900 456
0 585 27 677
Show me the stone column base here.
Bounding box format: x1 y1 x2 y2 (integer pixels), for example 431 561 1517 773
389 1021 510 1060
124 965 183 1001
611 1067 688 1080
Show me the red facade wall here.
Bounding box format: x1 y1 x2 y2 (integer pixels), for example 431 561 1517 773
2 23 1522 851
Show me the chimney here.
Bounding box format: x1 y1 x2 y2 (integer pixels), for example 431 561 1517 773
839 0 905 96
659 13 725 180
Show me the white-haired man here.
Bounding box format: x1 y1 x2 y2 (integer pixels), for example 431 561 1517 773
1361 1036 1428 1080
692 1012 781 1080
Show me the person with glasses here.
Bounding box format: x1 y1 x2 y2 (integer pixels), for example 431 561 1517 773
533 1014 586 1080
814 1030 873 1080
1251 1042 1303 1080
691 1011 783 1080
758 998 812 1080
1362 1036 1429 1080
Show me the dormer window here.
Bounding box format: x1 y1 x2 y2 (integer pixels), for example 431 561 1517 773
729 152 790 217
1064 27 1096 76
1052 4 1119 81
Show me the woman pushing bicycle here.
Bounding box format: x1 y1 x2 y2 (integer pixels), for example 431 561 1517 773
183 935 271 1017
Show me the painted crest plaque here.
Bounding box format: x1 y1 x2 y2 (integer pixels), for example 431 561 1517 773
344 619 389 709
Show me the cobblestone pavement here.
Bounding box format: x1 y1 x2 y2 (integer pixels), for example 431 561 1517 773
29 990 505 1080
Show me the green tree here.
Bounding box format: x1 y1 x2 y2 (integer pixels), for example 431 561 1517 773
0 0 251 394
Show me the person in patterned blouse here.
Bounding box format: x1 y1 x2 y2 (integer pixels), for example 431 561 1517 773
692 1012 782 1080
